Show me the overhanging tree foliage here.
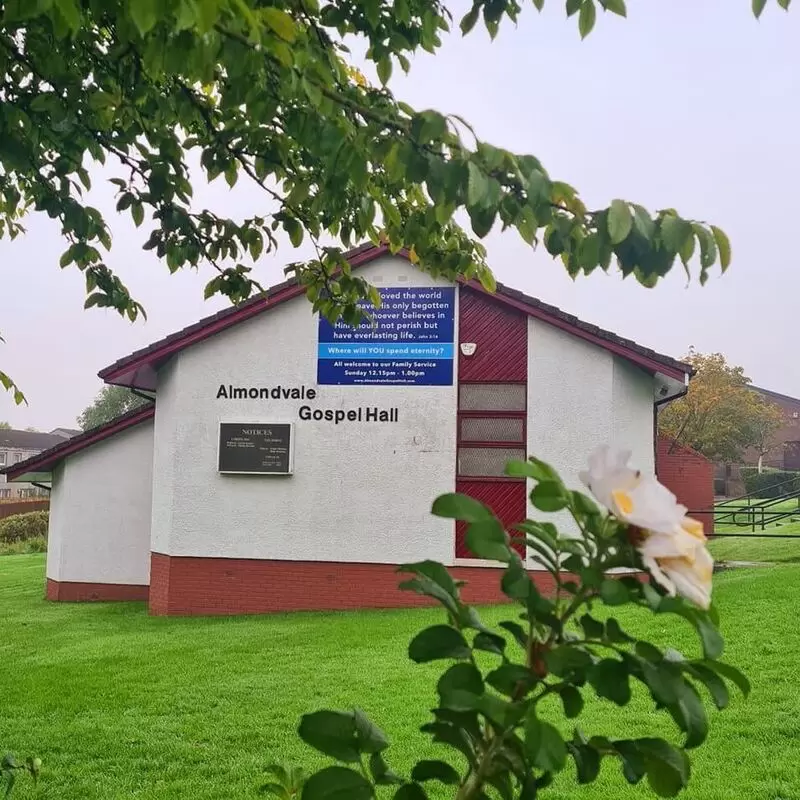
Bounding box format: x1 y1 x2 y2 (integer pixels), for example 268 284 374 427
0 0 792 404
76 384 149 430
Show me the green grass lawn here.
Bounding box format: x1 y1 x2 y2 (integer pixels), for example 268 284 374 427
2 555 800 799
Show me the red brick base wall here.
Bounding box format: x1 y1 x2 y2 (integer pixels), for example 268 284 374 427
46 578 149 602
148 553 646 616
656 436 715 533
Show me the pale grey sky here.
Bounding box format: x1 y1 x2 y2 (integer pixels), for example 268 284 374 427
1 1 797 430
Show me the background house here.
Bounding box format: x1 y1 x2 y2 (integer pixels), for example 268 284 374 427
747 386 800 471
713 385 800 497
0 428 77 498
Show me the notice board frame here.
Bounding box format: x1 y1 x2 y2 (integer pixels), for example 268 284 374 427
217 420 295 476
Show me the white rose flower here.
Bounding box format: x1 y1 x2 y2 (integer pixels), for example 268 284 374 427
581 446 714 610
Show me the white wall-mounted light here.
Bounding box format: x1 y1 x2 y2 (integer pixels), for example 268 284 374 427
460 343 477 356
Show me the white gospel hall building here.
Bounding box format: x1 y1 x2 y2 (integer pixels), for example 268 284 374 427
2 244 691 615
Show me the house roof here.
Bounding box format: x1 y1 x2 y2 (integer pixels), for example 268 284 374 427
98 243 692 392
0 404 155 482
750 385 800 406
49 427 81 438
0 429 70 451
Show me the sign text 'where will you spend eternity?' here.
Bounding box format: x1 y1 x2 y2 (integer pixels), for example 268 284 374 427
317 287 455 386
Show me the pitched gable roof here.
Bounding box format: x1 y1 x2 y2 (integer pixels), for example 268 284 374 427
0 429 68 451
98 243 692 392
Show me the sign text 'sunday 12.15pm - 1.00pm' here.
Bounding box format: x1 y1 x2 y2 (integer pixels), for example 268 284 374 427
317 287 455 386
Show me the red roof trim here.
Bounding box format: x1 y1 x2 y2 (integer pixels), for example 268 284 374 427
98 242 691 390
1 404 155 480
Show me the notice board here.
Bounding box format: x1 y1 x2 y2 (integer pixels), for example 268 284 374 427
317 286 455 386
218 422 293 475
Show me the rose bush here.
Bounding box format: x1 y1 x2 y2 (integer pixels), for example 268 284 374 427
267 448 747 800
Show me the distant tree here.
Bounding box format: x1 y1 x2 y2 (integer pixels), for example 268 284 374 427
77 386 148 431
659 349 782 464
0 421 10 430
749 398 785 473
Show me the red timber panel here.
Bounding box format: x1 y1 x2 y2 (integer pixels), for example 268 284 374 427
455 480 526 558
458 286 527 382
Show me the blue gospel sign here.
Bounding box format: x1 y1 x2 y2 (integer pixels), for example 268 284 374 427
317 286 455 386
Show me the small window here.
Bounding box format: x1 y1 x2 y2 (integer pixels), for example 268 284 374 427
793 411 799 419
458 447 526 477
459 384 526 412
11 452 22 464
0 452 5 466
460 417 524 444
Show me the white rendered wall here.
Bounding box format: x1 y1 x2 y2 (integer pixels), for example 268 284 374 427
149 256 459 565
46 420 154 585
611 358 656 475
526 319 655 534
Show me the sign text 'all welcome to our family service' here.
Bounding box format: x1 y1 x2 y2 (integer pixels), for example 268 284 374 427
317 287 455 386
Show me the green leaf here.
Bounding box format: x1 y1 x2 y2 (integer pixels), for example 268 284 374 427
498 620 527 648
393 785 428 800
473 631 506 656
606 618 635 644
408 626 472 663
398 561 458 602
466 518 512 562
570 743 601 784
545 646 592 677
460 5 480 34
437 663 484 709
531 481 568 512
559 685 584 718
132 202 144 228
410 761 460 785
54 0 82 31
692 223 717 269
432 493 491 523
599 579 629 606
692 611 724 659
301 767 374 800
467 162 490 208
485 663 536 697
711 225 731 271
589 659 631 706
679 229 695 266
700 660 750 698
686 664 729 710
637 739 690 797
354 709 389 754
608 199 632 244
377 57 392 85
601 0 626 16
579 614 604 640
638 659 684 706
369 753 403 786
660 215 692 254
262 7 297 41
669 683 708 749
129 0 159 35
298 711 360 763
578 0 596 38
566 0 583 16
525 713 567 773
505 457 561 482
752 0 767 18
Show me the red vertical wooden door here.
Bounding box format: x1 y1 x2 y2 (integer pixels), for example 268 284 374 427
455 287 528 559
